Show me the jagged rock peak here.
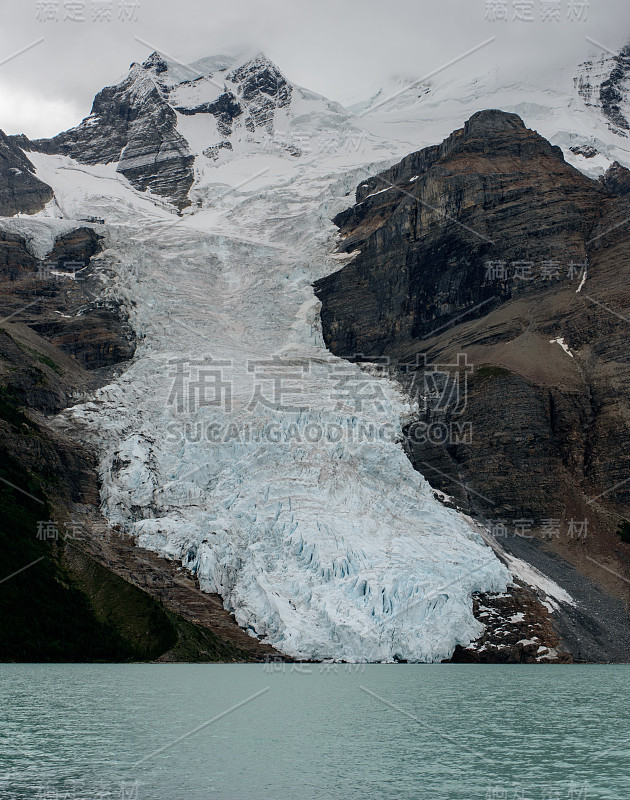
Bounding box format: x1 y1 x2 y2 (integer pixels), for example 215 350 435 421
24 50 304 209
228 52 283 79
31 55 194 209
227 52 292 106
600 160 630 196
141 51 169 74
134 49 288 91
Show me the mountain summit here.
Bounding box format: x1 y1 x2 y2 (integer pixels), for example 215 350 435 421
26 52 348 209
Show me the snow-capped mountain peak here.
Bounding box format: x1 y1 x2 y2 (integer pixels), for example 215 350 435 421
29 50 359 209
21 38 630 215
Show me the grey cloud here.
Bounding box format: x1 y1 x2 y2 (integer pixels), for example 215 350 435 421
0 0 628 137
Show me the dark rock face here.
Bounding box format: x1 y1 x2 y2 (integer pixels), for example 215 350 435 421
47 226 103 266
0 225 101 281
599 45 630 133
315 110 630 657
0 129 54 216
316 110 601 354
0 224 134 374
0 230 38 280
600 160 630 196
402 368 576 518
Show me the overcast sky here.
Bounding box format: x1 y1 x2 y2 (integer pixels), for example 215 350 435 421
0 0 629 137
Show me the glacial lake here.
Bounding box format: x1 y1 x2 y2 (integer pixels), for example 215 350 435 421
0 664 626 799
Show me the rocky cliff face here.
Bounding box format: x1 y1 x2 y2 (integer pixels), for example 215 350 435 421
317 111 603 353
0 224 135 372
31 57 195 209
0 129 53 216
315 111 630 658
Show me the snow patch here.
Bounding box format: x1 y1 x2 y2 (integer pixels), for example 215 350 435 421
549 337 574 358
503 552 575 609
576 268 587 293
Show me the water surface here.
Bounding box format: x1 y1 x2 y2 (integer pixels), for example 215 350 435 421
0 664 625 799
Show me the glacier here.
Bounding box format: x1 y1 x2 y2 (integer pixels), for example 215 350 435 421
23 44 630 662
27 146 507 662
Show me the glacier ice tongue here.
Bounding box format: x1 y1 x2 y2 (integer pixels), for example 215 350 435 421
38 124 510 663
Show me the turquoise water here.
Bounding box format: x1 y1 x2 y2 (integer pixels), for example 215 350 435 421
0 664 626 799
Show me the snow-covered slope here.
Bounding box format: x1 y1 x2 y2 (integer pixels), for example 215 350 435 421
354 44 630 180
21 40 630 661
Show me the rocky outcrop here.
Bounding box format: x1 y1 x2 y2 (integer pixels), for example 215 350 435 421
0 230 38 280
0 224 135 371
449 586 572 663
0 129 53 216
315 110 630 660
47 225 103 265
600 160 630 196
569 144 599 159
